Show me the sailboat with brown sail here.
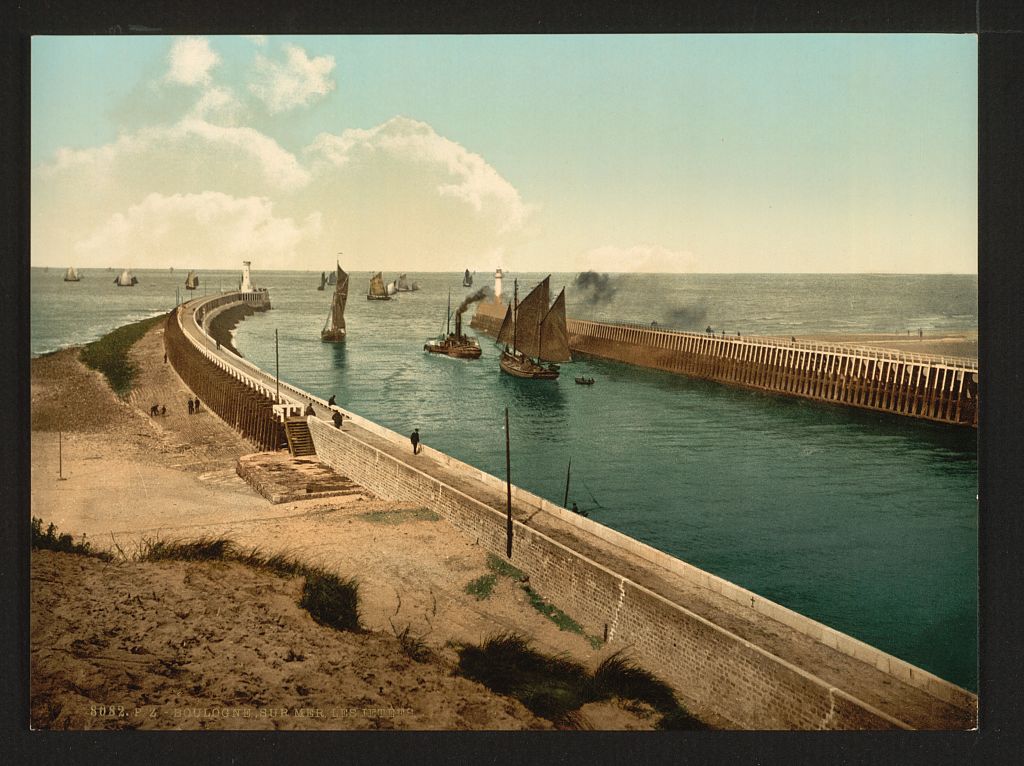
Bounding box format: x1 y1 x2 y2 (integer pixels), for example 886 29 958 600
321 263 349 342
497 275 571 379
367 271 391 300
185 270 199 290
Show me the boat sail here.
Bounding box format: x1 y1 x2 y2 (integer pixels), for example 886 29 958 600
395 273 419 292
367 271 391 300
321 263 349 342
317 271 327 291
327 270 337 286
113 269 138 287
424 289 482 358
63 266 81 282
184 270 199 290
463 269 473 287
497 275 570 380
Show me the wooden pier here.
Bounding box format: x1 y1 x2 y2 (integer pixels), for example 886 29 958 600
472 304 977 427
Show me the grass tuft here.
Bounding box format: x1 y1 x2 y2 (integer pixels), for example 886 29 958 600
486 553 525 580
299 571 361 632
465 573 497 600
390 621 434 663
457 633 706 729
79 314 166 397
136 536 361 632
31 517 111 561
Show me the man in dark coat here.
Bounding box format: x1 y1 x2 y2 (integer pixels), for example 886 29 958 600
332 410 343 429
328 394 337 407
410 428 420 454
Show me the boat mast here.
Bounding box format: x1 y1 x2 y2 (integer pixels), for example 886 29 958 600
447 289 451 336
512 279 518 353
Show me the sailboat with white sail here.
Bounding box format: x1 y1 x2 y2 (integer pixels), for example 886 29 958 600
63 266 81 282
113 269 138 287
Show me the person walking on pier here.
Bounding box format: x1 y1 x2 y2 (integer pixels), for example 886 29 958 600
328 394 337 407
304 402 316 417
332 410 343 429
187 399 194 415
195 398 201 412
411 428 420 455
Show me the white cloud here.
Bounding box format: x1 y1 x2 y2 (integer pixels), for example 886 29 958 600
74 192 322 268
39 117 310 192
166 37 220 87
249 44 335 113
245 35 268 46
188 86 244 124
578 244 699 273
307 116 533 233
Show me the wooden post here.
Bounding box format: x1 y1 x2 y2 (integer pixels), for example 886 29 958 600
505 406 513 558
563 457 572 508
58 430 64 480
275 328 280 404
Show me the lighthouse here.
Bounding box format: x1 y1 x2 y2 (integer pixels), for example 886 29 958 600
240 260 253 292
494 268 503 304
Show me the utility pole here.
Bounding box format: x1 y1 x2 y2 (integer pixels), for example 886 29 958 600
58 430 64 480
275 328 280 403
505 406 513 558
563 457 571 508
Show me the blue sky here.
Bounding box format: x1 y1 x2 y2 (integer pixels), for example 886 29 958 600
31 34 977 273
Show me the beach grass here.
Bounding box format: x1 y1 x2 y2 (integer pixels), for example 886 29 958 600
136 536 361 632
31 517 112 561
79 314 167 396
456 633 704 729
465 573 497 600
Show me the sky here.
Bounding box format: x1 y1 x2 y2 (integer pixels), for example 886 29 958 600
31 34 977 274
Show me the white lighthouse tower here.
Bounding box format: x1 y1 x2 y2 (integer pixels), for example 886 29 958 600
240 260 253 292
493 268 503 304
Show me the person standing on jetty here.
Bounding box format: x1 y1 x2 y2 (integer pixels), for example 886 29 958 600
411 428 420 454
187 399 194 415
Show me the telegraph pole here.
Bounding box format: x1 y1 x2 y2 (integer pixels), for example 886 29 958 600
505 406 513 558
275 328 280 403
563 457 571 508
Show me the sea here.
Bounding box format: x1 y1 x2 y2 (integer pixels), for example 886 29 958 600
30 268 979 690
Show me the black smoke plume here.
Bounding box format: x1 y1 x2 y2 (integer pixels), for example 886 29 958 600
573 271 619 306
456 287 490 316
666 302 708 329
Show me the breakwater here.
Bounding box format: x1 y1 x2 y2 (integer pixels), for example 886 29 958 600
165 291 284 452
471 301 978 427
164 290 976 729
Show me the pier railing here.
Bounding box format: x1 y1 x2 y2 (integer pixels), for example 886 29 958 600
595 319 978 369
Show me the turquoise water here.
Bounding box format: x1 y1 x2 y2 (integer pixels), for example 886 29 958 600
30 269 978 690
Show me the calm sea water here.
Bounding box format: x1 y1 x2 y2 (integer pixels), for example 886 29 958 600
31 269 978 690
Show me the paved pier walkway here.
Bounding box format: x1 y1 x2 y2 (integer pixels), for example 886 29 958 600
179 296 974 729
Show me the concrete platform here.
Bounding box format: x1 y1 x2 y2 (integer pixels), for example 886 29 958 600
236 452 372 504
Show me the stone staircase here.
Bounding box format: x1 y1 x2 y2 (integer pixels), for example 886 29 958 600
284 417 316 457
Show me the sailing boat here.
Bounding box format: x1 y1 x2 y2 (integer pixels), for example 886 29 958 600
327 270 338 286
463 269 473 287
184 270 199 290
367 271 391 300
321 263 349 342
63 266 81 282
395 273 419 292
317 271 327 291
113 268 138 287
497 275 571 380
424 289 482 358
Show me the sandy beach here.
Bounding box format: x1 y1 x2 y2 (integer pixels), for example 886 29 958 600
30 322 676 730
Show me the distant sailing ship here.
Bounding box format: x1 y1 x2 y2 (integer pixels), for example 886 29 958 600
317 271 327 291
367 271 391 300
396 273 419 292
327 270 338 286
185 270 199 290
497 275 571 379
386 277 399 296
321 263 349 342
113 269 138 287
463 269 473 287
63 266 81 282
424 290 482 358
